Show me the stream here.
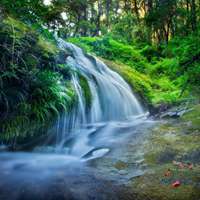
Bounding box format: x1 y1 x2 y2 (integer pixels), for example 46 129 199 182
0 40 155 200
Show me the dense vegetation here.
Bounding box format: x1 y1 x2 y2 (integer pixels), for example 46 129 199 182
0 17 75 147
69 35 199 108
0 0 199 146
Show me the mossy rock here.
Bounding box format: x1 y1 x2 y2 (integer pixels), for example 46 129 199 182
78 74 92 108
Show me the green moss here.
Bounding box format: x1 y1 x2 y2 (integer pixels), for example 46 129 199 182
102 59 153 104
78 74 92 107
181 105 200 129
144 125 200 166
144 105 200 166
38 35 59 55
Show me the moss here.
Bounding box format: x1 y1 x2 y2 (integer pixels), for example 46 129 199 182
38 35 59 55
181 105 200 130
144 122 200 166
78 74 92 107
102 59 153 104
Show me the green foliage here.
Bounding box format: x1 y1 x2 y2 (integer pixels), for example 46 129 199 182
78 74 92 108
0 0 199 151
151 77 182 105
68 36 150 73
68 37 98 53
102 59 153 104
163 34 200 86
69 36 191 107
140 45 162 62
0 17 75 144
150 58 179 77
111 12 142 44
1 0 50 24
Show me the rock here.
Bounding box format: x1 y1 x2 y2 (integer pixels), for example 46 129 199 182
56 49 73 64
160 108 194 119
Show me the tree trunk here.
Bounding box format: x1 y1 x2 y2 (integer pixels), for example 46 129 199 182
133 0 140 20
147 0 153 43
191 0 197 31
105 0 112 27
95 0 103 35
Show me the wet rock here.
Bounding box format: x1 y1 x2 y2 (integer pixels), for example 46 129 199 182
56 49 73 64
160 108 193 119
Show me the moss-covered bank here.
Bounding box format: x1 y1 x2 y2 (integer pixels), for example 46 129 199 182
0 17 76 147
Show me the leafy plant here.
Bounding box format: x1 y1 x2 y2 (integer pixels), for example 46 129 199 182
0 17 75 146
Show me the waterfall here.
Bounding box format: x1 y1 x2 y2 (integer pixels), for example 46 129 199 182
55 39 147 158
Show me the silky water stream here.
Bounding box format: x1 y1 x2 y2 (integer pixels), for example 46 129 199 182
0 39 155 200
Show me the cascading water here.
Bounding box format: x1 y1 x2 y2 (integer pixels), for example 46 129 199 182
55 39 147 159
0 39 152 200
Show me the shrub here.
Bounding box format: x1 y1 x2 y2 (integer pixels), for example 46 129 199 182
0 17 75 145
